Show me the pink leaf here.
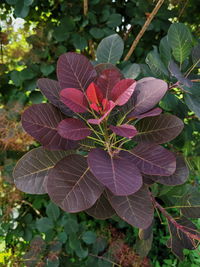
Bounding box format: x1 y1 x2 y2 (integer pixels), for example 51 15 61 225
86 82 103 104
129 107 162 119
110 124 138 138
111 79 136 106
57 118 91 140
88 101 116 125
60 88 88 113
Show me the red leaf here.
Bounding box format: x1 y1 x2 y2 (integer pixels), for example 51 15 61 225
111 79 136 106
60 88 88 113
58 118 91 140
110 124 138 138
88 101 116 125
86 82 103 104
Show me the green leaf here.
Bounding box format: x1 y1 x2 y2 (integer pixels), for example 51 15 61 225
82 231 96 244
15 0 30 18
46 259 59 267
159 36 172 67
96 34 124 64
36 217 54 233
6 0 17 4
40 64 55 76
167 23 193 64
106 13 122 28
64 218 79 234
58 232 68 243
46 202 60 221
29 91 44 104
185 93 200 118
89 28 105 39
145 46 169 78
71 34 87 50
122 63 140 79
24 0 33 6
69 233 88 258
10 70 23 86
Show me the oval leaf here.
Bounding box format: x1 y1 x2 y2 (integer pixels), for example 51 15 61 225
58 118 91 140
134 114 184 144
96 34 124 64
144 156 189 185
107 186 154 229
122 144 176 176
13 147 69 194
127 78 168 117
130 107 162 119
22 103 77 150
111 79 136 106
37 78 73 116
60 88 88 113
110 124 138 138
57 52 96 90
47 154 104 213
86 193 115 219
87 148 143 196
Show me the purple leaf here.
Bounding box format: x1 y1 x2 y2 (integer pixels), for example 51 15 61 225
22 103 77 150
122 143 176 176
107 186 154 229
181 191 200 218
37 78 74 116
110 124 138 138
169 60 193 88
13 147 70 194
47 154 104 213
128 107 162 119
87 148 143 196
134 114 184 144
144 155 188 185
88 100 116 125
125 77 168 117
86 193 115 219
95 63 123 76
57 52 96 91
111 79 136 106
57 118 91 141
60 88 88 113
96 68 122 99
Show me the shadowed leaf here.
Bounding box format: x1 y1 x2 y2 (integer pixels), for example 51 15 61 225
86 193 115 219
22 103 77 150
60 88 88 113
144 156 189 185
57 52 96 90
122 144 176 176
181 191 200 218
169 61 192 87
110 124 137 138
185 93 200 118
129 107 162 119
107 186 154 229
13 147 69 194
37 78 73 116
96 34 124 64
58 118 91 140
134 114 184 144
47 154 104 212
88 148 142 196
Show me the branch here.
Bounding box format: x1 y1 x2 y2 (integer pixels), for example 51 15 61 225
83 0 88 16
123 0 164 61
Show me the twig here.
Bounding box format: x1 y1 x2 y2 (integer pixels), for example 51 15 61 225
83 0 88 16
21 200 42 217
123 0 165 61
178 0 189 19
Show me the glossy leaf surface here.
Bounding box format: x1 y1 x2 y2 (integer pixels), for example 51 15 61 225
22 103 77 150
14 147 69 194
47 154 103 212
88 149 142 196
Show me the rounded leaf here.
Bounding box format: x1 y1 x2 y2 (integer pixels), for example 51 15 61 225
87 149 143 196
13 147 69 194
47 154 104 213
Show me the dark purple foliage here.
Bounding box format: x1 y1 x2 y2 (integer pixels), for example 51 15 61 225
14 51 188 232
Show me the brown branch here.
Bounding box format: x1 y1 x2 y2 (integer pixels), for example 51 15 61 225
178 0 189 19
123 0 165 61
83 0 88 16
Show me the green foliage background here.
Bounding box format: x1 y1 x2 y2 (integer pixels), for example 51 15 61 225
0 0 200 266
